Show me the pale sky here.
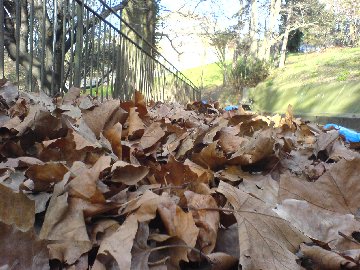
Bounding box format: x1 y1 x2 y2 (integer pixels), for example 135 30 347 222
158 0 241 70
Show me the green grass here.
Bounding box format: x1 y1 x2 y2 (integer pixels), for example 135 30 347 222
182 62 224 88
182 47 360 113
249 47 360 115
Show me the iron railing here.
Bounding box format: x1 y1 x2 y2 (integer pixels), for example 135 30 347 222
1 0 201 103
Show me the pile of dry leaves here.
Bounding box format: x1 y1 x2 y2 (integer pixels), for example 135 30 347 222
1 79 360 270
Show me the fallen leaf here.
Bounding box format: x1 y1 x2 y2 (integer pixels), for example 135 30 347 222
217 181 308 270
192 142 227 170
298 243 358 270
0 223 49 270
274 199 360 250
67 156 111 203
96 214 138 270
158 199 199 249
140 122 165 149
103 122 123 159
279 158 360 215
111 160 149 185
128 107 145 140
0 184 35 231
207 252 238 270
62 87 81 105
229 129 275 166
184 191 220 255
25 162 68 183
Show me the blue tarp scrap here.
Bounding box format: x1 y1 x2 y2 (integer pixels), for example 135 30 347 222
323 123 360 143
224 105 239 111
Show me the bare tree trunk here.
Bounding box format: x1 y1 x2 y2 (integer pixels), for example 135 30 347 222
249 0 258 57
279 6 293 68
262 0 281 61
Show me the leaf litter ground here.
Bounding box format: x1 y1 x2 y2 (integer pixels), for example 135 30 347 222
1 79 360 270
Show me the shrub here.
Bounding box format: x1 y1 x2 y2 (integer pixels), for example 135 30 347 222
230 57 270 92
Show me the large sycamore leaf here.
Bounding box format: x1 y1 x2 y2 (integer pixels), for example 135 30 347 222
217 181 308 270
0 184 35 231
279 158 360 215
0 223 49 270
274 199 360 250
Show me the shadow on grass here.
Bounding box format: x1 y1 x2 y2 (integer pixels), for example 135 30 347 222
250 80 360 115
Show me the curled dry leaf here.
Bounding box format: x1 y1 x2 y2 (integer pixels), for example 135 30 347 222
192 142 227 170
298 243 359 270
67 156 111 203
158 199 200 250
111 160 149 185
184 159 214 184
229 128 275 165
207 252 238 270
82 100 124 137
25 162 68 183
140 122 165 149
96 214 138 270
128 107 146 140
217 181 309 270
62 87 81 105
184 191 220 255
103 122 123 159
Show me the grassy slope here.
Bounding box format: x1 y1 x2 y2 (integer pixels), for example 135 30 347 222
183 47 360 114
182 63 241 104
249 47 360 115
182 62 223 88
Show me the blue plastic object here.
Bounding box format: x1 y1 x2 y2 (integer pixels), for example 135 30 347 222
323 123 360 143
224 105 239 111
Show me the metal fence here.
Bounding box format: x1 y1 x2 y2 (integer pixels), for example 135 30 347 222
1 0 201 103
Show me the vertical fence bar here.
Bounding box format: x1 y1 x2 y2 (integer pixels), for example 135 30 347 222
69 0 75 88
96 21 101 97
15 0 21 87
0 0 4 79
4 0 199 102
28 0 34 91
111 31 116 97
51 0 58 95
74 0 83 87
40 0 47 90
60 0 68 93
84 7 90 92
101 22 106 101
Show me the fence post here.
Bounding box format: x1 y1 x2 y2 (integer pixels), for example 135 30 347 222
0 0 4 79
